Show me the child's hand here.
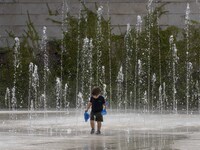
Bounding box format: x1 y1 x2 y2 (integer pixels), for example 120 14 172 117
101 109 107 115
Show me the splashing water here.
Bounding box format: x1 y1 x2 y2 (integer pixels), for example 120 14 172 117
117 66 124 110
151 73 156 111
185 3 190 24
97 6 103 17
80 37 89 94
158 85 162 113
41 26 48 111
186 62 193 114
134 16 143 110
185 3 192 114
137 59 142 110
96 6 103 86
32 65 39 109
147 0 154 13
5 88 11 110
28 62 34 111
124 23 133 109
56 77 62 110
169 35 178 113
63 83 69 112
103 84 107 100
81 37 93 101
77 92 84 109
136 15 142 33
60 0 69 105
11 37 20 112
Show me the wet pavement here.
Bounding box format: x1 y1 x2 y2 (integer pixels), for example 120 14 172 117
0 110 200 150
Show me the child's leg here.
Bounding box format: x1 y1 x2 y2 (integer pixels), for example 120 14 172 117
90 112 95 129
96 112 103 132
90 120 95 129
97 121 101 131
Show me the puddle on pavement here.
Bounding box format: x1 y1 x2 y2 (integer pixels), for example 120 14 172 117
0 111 198 150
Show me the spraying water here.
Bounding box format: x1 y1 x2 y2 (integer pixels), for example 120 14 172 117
28 63 39 123
56 77 62 110
124 23 132 109
186 62 193 114
147 0 154 13
28 63 33 111
102 66 106 86
137 59 142 110
12 37 20 112
5 88 11 110
107 2 112 109
81 37 93 101
103 84 107 100
156 5 162 86
134 16 142 110
158 85 163 113
130 91 133 109
32 65 39 109
169 35 178 113
77 92 84 109
75 1 82 111
41 26 48 111
163 82 167 110
61 0 68 79
143 91 148 112
195 81 200 113
80 37 89 94
185 3 191 114
151 73 156 111
147 0 154 112
63 83 69 113
96 6 103 86
117 66 124 110
41 26 49 110
11 87 17 119
10 37 20 120
89 39 93 95
60 0 69 107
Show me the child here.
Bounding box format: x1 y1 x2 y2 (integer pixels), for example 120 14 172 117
85 86 106 134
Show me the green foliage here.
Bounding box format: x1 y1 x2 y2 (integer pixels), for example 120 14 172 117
1 2 200 111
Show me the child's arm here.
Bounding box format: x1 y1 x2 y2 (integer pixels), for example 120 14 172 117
103 104 106 110
85 102 92 112
103 101 106 110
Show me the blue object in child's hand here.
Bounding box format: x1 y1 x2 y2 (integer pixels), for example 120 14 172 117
101 109 107 115
84 112 90 122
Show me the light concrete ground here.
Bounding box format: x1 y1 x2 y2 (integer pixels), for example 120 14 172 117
0 110 200 150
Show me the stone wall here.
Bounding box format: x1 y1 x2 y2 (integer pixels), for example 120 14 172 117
0 0 199 46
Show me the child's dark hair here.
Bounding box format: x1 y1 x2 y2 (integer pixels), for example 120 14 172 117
92 87 101 96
